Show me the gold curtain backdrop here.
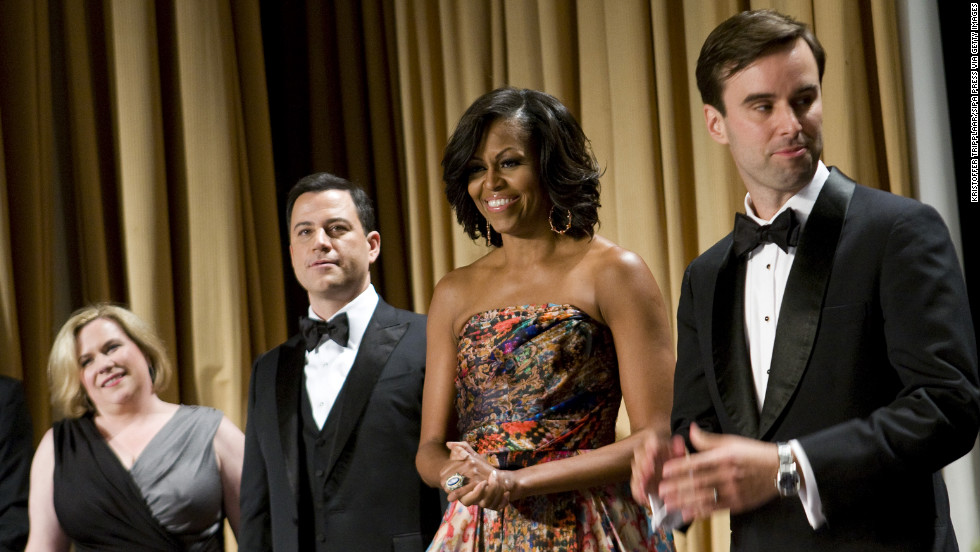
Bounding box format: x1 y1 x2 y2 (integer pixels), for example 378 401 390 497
0 1 917 551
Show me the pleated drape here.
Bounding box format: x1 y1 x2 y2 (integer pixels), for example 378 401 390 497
0 0 60 438
0 0 285 435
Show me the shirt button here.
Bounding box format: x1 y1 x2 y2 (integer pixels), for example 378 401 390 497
766 263 771 270
764 316 770 322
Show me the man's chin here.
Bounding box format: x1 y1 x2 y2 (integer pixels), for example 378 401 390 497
303 279 340 295
778 158 817 187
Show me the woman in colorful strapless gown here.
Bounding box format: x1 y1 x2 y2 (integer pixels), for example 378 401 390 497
417 87 677 552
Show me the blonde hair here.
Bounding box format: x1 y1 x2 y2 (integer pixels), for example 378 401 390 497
48 303 172 418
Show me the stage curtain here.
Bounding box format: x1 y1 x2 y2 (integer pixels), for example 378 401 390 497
0 0 285 441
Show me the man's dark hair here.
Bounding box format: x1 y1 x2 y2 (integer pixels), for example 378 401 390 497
285 172 377 234
442 87 601 247
696 10 826 114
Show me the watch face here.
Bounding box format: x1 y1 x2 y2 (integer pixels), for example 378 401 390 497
778 467 801 496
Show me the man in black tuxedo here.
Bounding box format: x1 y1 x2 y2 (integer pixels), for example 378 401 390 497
0 376 31 552
632 10 980 551
240 173 442 551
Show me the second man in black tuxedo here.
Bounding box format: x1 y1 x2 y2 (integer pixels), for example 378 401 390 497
240 173 442 552
632 9 979 552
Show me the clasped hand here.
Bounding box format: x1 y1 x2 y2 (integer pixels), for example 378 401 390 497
631 425 780 523
440 441 515 510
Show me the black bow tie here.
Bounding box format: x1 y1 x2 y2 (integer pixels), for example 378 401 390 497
733 209 801 257
299 313 349 351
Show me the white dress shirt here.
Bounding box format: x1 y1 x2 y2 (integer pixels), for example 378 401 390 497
304 284 379 429
742 161 829 528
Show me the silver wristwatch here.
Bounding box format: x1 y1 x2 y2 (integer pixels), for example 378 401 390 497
775 442 800 497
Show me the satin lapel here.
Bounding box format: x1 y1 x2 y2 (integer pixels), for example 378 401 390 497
758 169 855 438
320 301 407 482
275 339 305 497
712 243 761 437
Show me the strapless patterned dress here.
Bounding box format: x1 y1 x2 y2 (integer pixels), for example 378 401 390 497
426 304 674 551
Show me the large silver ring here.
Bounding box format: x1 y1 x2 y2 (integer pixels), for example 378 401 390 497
445 473 465 492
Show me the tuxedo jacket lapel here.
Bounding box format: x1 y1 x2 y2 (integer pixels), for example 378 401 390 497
759 169 855 438
275 339 306 497
319 301 408 484
713 253 761 437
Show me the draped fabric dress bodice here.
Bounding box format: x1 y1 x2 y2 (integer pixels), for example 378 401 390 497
53 405 225 551
427 304 674 552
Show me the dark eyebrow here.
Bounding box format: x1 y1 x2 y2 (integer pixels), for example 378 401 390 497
292 220 313 233
469 147 520 163
741 93 775 106
742 84 819 107
795 84 819 95
292 217 351 233
494 147 517 159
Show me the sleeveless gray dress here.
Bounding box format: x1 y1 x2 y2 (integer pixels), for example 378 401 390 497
53 405 226 551
131 405 225 550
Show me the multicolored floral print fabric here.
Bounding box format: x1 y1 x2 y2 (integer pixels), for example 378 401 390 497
426 304 674 551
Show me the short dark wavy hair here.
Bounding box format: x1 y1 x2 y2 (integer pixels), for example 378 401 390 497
696 10 825 115
285 172 377 234
442 87 601 247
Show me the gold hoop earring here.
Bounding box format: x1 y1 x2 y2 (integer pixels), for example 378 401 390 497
549 207 572 235
485 218 493 247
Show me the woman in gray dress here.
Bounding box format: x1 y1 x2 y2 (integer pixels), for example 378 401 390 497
25 304 244 552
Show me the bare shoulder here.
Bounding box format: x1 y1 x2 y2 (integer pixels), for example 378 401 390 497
429 252 499 326
213 415 245 471
215 415 245 441
431 263 474 303
35 428 55 458
30 428 56 476
584 236 666 325
429 265 472 322
585 236 655 283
